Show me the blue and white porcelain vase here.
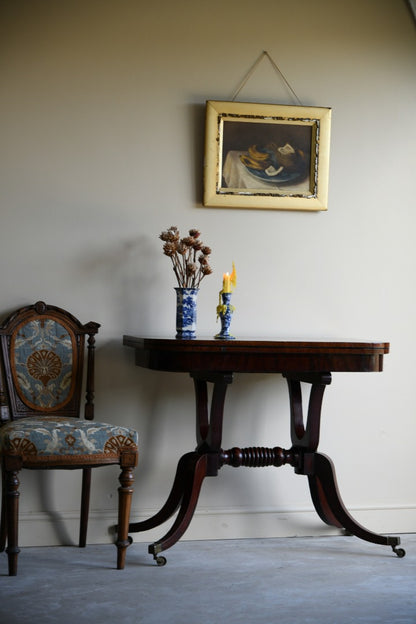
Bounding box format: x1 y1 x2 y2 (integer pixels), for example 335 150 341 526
175 288 199 339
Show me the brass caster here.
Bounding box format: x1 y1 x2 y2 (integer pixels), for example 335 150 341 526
149 543 166 565
392 545 406 558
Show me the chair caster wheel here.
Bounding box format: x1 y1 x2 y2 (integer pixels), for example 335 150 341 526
392 546 406 558
128 536 133 545
155 555 167 566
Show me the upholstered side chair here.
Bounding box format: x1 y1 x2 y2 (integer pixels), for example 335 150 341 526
0 301 139 575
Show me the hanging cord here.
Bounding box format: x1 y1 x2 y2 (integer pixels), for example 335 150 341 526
230 50 303 105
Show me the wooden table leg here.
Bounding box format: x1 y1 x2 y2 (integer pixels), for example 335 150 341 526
285 373 405 557
147 453 208 565
129 452 196 534
307 452 403 555
128 451 210 565
128 373 232 564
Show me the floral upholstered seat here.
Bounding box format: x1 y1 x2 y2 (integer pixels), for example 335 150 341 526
0 301 139 576
0 417 138 466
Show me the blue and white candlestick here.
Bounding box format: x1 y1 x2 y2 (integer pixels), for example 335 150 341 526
215 291 235 340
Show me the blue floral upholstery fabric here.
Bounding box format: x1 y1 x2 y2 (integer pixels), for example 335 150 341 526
0 417 139 466
12 319 75 410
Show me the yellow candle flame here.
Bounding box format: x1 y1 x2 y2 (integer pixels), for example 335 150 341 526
230 262 237 289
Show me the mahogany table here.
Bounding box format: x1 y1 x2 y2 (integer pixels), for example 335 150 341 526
123 336 405 565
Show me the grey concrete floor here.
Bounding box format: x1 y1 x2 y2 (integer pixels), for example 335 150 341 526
0 534 415 624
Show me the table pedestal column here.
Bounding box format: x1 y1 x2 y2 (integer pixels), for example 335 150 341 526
128 371 404 565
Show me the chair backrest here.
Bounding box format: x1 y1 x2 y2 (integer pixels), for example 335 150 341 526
0 301 100 424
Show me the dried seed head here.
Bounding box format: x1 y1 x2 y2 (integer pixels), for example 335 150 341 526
186 263 197 275
163 242 176 256
160 226 179 242
192 239 203 251
181 236 195 247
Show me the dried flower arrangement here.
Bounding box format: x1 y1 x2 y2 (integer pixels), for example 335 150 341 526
159 226 213 289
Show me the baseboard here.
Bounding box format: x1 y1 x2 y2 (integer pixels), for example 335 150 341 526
17 505 416 547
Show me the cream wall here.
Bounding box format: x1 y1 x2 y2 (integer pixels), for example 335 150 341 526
1 0 415 548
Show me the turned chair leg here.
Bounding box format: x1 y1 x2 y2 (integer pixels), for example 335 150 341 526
5 467 21 576
0 469 7 552
79 467 91 548
116 465 135 570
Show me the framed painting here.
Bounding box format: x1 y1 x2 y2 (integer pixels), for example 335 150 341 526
203 100 331 211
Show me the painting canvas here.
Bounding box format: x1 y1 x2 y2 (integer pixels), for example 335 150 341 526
203 101 331 211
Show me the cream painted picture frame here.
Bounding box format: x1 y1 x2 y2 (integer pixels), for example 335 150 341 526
203 100 331 211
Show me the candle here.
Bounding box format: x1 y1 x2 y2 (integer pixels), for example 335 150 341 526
223 272 231 293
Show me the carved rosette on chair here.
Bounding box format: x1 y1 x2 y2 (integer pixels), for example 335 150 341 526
175 288 199 339
0 301 139 576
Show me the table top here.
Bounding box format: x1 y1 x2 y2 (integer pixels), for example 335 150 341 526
123 336 389 374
